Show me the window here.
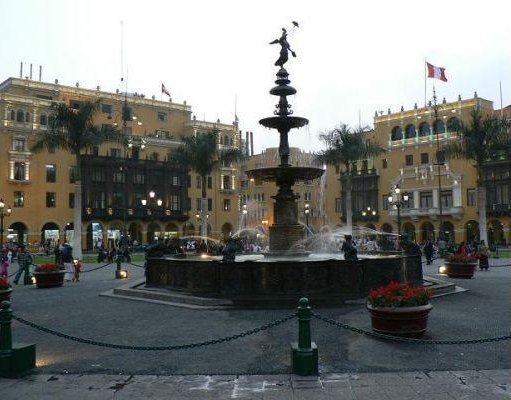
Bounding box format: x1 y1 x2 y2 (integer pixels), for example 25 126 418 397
196 176 201 189
69 193 75 208
304 192 312 201
222 175 231 190
149 152 159 161
186 197 191 211
93 191 106 209
362 160 368 172
382 195 389 210
92 146 99 156
223 199 231 211
405 155 413 166
113 171 125 183
39 114 48 125
170 195 180 211
10 110 15 120
16 109 24 122
441 190 453 207
420 153 429 164
420 192 433 208
14 162 26 181
171 176 180 186
207 198 212 211
133 174 145 185
418 122 430 137
13 191 24 207
196 198 201 210
467 189 476 207
335 198 342 213
92 168 105 183
69 166 77 183
112 191 124 207
496 184 509 204
207 176 213 189
382 158 388 169
157 112 168 122
101 104 112 114
70 100 81 110
46 192 56 208
391 126 402 141
110 148 121 158
46 164 56 182
13 138 25 151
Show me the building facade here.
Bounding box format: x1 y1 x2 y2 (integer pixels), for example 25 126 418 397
0 77 240 250
325 94 511 245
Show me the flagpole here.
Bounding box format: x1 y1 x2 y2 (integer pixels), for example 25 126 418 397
424 58 427 107
500 81 503 118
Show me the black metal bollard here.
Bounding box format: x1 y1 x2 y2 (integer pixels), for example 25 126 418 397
291 297 318 375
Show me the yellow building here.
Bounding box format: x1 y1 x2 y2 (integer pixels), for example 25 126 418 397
325 94 511 245
0 77 240 250
240 147 326 236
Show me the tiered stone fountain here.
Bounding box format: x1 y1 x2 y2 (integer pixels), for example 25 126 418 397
140 28 422 308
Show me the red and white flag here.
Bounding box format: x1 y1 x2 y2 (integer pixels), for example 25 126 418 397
161 83 171 97
426 62 447 82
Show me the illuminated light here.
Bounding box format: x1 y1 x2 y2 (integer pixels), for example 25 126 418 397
31 276 36 285
438 265 447 274
200 254 209 259
119 270 128 279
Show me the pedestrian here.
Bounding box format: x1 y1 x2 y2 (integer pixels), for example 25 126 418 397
61 243 74 281
13 245 33 285
54 241 61 265
72 260 82 282
7 249 13 263
423 239 434 265
477 240 490 271
0 253 9 278
341 235 358 261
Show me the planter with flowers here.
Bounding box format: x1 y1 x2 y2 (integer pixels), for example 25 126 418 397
367 281 432 337
443 254 477 279
0 277 13 301
33 263 65 288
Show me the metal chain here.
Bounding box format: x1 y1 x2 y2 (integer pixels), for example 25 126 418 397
312 313 511 345
11 313 296 351
80 262 113 273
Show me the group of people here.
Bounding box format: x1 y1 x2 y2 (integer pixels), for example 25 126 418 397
422 238 490 269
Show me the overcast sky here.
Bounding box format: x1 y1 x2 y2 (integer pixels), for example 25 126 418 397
1 0 509 153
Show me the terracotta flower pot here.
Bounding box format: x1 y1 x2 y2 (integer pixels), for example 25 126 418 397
0 287 12 301
367 303 433 337
33 271 65 288
444 262 477 279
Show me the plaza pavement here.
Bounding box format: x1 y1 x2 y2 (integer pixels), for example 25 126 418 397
2 256 510 399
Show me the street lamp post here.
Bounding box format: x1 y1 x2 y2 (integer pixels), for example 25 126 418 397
361 206 377 219
304 203 310 238
242 204 248 229
388 185 409 241
0 199 12 249
142 190 163 244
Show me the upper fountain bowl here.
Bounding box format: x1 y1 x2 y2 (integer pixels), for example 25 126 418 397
259 116 309 130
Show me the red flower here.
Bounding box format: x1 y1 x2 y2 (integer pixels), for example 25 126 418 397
0 276 11 290
367 281 431 307
35 263 63 273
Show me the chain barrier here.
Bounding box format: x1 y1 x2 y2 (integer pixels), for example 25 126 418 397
80 262 113 273
11 313 296 351
8 268 20 278
312 313 511 345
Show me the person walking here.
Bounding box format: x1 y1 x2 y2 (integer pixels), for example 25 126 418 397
0 252 9 278
423 239 434 265
478 240 490 271
13 245 33 285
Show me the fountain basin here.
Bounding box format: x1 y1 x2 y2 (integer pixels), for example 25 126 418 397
259 116 309 130
145 254 422 307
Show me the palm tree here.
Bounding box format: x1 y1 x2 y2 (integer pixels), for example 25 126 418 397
31 101 124 260
172 130 244 243
316 124 385 234
442 109 509 244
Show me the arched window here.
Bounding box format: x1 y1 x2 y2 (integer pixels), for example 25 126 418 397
447 117 461 132
391 126 402 141
25 112 30 122
40 113 48 126
16 109 24 122
433 119 445 134
418 122 430 136
10 110 15 120
404 124 416 139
